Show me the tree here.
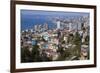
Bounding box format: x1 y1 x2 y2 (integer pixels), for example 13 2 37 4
21 47 33 62
31 45 40 62
73 32 81 45
72 32 81 58
57 48 71 61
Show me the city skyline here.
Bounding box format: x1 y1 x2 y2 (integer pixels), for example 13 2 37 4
21 9 89 31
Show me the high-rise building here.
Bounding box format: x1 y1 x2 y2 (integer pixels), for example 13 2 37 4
69 23 72 31
43 23 48 31
56 21 60 29
34 25 38 32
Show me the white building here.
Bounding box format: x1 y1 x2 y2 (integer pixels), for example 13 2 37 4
56 21 60 29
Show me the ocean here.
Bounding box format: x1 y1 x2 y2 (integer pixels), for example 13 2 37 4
21 10 89 31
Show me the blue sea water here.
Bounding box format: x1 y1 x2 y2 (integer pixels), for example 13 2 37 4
21 10 89 31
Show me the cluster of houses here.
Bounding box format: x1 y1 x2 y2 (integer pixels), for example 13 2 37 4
21 16 89 62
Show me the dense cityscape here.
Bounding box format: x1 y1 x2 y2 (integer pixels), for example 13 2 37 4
21 11 90 63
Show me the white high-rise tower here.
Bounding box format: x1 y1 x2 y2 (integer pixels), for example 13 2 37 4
57 21 60 29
